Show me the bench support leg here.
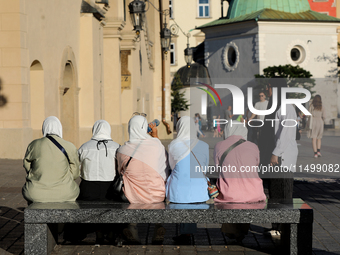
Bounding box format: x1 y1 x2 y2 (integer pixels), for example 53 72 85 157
25 223 58 255
290 223 313 255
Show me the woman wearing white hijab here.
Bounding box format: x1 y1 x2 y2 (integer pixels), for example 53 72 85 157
78 120 120 201
73 120 121 244
117 115 169 203
117 115 169 244
22 116 80 203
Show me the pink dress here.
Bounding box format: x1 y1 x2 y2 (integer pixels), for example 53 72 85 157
117 153 166 204
214 135 266 203
217 122 221 133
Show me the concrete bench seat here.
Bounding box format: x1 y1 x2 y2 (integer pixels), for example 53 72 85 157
24 198 313 255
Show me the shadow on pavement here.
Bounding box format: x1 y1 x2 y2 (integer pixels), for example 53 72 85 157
294 179 340 205
0 206 25 255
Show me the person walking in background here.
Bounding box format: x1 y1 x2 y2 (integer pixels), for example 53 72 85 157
213 115 219 138
245 108 253 141
214 121 266 242
247 91 268 144
195 113 205 138
22 116 80 204
259 78 298 237
217 115 223 137
224 106 233 137
197 113 205 137
259 79 297 198
306 95 325 158
166 116 210 244
224 105 233 122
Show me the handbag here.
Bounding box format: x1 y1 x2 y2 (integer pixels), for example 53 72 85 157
110 157 132 202
46 135 70 164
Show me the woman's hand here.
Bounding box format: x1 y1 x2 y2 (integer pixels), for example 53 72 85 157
148 123 158 138
270 154 279 166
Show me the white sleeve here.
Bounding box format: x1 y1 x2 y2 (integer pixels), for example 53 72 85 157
272 105 297 157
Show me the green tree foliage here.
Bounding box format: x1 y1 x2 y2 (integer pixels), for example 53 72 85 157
255 64 316 99
171 74 190 114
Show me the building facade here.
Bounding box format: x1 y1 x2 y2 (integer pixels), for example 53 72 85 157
0 0 172 159
168 0 226 73
168 0 228 121
308 0 337 17
198 0 340 124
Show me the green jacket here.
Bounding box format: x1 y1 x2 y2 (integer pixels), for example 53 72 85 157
22 135 80 203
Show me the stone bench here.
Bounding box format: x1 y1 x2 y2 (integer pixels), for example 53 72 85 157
24 198 313 255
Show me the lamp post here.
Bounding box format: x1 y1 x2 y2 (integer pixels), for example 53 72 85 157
128 0 146 35
128 0 176 134
160 24 171 54
184 44 193 68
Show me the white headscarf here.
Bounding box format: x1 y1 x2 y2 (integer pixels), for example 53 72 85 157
92 120 112 140
42 116 63 138
168 116 199 170
224 121 248 140
118 115 168 180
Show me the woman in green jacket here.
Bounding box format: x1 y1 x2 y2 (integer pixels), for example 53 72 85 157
22 116 80 204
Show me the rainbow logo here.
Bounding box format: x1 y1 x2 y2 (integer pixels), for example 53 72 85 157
196 82 223 106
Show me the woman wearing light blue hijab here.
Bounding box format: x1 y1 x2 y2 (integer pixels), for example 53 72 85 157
166 116 209 244
166 116 209 203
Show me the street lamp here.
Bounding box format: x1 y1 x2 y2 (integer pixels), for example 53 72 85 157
128 0 146 35
184 44 193 68
160 24 171 54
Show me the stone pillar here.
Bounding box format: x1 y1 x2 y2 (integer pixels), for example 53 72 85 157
103 20 125 144
0 0 32 158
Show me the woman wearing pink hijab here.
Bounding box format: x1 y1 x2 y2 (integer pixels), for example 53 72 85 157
214 121 266 241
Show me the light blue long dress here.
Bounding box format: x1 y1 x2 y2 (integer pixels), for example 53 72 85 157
166 140 209 203
166 140 209 234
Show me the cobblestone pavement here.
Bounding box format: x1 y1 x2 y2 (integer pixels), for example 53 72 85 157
1 130 340 254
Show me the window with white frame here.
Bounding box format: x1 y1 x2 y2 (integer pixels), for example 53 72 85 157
170 43 176 65
169 0 173 19
198 0 209 17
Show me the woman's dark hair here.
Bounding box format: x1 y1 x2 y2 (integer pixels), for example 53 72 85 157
312 95 322 111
